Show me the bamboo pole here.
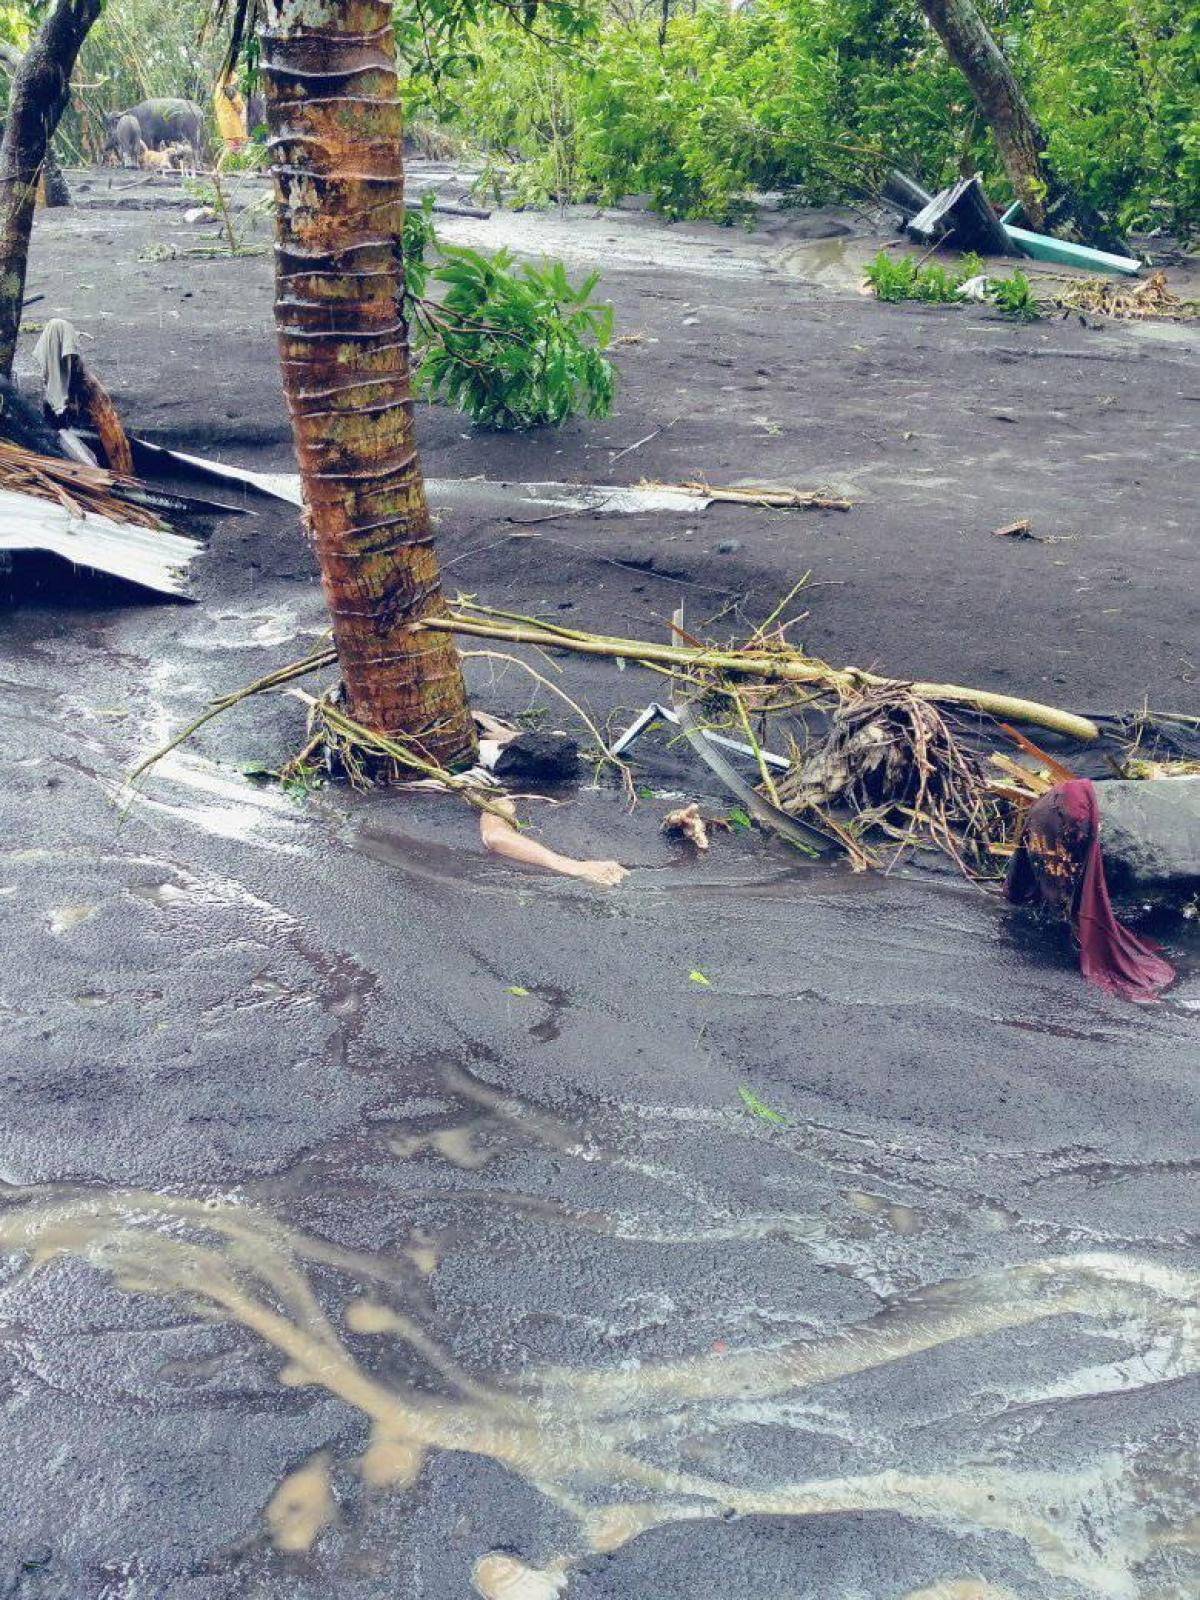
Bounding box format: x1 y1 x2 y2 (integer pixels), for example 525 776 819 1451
415 615 1100 743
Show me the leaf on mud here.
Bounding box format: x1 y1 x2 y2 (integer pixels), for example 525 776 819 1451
507 985 531 997
688 969 711 986
726 807 752 830
738 1086 789 1125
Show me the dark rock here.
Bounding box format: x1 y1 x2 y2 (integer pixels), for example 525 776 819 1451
716 539 741 555
1097 777 1200 903
493 729 580 783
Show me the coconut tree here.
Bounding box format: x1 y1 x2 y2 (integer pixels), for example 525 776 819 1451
257 0 477 768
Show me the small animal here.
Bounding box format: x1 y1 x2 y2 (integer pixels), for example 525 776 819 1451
139 146 171 172
164 142 195 172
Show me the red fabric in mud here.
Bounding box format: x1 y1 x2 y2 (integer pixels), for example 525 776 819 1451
1005 778 1175 1003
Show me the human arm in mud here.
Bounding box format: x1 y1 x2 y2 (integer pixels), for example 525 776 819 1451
480 802 628 888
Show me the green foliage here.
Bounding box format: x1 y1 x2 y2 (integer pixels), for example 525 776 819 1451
864 248 977 304
410 0 1196 233
737 1086 790 1126
988 269 1045 321
1025 0 1199 233
865 250 1047 321
404 202 615 430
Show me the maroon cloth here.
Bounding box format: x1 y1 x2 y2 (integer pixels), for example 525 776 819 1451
1005 778 1175 1003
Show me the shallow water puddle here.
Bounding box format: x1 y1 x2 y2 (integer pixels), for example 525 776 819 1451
0 1182 1196 1595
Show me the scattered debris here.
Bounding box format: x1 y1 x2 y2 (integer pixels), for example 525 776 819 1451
671 693 830 860
897 169 1140 277
0 449 203 597
1002 223 1141 278
1052 270 1197 322
650 481 853 512
1122 758 1200 780
32 318 133 474
480 797 628 888
492 729 580 783
127 442 855 519
881 169 933 223
906 175 1014 257
607 701 791 771
662 803 714 851
776 684 1000 873
417 609 1102 743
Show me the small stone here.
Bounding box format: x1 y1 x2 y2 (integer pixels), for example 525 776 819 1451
716 539 741 555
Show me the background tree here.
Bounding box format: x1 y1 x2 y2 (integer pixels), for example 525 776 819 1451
918 0 1126 251
257 0 477 766
0 0 102 377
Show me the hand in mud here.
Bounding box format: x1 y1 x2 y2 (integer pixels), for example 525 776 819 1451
567 859 629 889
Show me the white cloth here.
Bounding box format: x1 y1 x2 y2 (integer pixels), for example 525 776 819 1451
31 318 81 416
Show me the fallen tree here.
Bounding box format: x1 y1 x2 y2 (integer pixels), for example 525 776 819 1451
413 612 1102 743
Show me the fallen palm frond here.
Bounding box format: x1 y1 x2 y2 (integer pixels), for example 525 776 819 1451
415 611 1100 743
642 480 853 511
1052 270 1199 322
0 438 167 529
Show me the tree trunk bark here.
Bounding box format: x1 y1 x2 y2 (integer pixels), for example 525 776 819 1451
259 0 476 769
920 0 1125 253
41 147 71 208
0 1 100 378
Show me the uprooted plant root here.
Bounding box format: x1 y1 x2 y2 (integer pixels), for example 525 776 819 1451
774 685 1012 875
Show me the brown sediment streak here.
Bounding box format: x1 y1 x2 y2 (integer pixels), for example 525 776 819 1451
258 0 475 763
266 1451 338 1550
0 1185 1196 1594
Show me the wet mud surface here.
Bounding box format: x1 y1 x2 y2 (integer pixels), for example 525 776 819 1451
0 168 1197 1597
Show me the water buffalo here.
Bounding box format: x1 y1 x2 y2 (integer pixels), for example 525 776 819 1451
104 113 145 169
104 98 205 166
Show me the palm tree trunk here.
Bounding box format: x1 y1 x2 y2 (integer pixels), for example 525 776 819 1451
0 0 101 379
920 0 1125 253
258 0 477 769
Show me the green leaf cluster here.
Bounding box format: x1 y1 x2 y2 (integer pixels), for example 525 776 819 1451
405 203 615 430
864 249 1045 320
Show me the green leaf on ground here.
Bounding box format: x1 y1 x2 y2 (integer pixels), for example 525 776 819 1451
689 969 711 986
738 1086 789 1125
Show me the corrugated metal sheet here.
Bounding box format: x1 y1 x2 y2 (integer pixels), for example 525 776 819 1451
0 486 202 596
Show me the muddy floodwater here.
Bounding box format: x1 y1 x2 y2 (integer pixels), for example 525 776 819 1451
0 168 1197 1598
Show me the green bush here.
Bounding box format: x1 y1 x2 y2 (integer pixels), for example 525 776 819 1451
989 269 1045 321
864 248 983 303
404 206 615 429
864 250 1046 320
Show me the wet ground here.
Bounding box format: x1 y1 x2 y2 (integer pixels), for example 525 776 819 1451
0 167 1197 1599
